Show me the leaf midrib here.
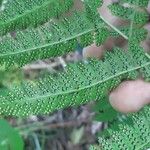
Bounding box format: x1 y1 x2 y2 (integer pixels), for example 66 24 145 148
8 61 150 103
0 28 94 57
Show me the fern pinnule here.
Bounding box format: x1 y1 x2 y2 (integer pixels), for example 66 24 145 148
0 43 149 117
98 106 150 150
84 0 103 10
110 26 148 43
84 0 103 21
109 3 149 25
0 12 96 69
121 0 149 7
0 0 2 6
0 0 73 36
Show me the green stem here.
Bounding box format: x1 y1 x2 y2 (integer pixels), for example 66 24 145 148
100 15 128 40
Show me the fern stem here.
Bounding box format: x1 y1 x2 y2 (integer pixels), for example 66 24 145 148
100 15 128 40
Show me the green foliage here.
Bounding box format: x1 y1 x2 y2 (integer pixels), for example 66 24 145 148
0 69 23 88
0 18 147 70
84 0 103 21
93 97 118 122
0 0 149 149
0 0 73 36
0 12 96 69
84 0 103 10
0 0 2 6
98 106 150 150
121 0 149 7
90 106 150 150
0 0 148 70
0 44 149 116
110 26 147 43
109 3 149 25
0 119 24 150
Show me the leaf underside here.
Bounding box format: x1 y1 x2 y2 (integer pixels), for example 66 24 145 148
99 106 150 150
90 106 150 150
0 0 148 70
0 0 73 36
0 43 149 117
0 12 96 69
121 0 149 7
0 15 147 70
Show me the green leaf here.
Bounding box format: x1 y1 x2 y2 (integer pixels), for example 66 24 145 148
84 0 103 10
93 98 118 122
0 1 148 70
0 119 24 150
0 0 73 35
0 12 96 69
99 106 150 150
109 3 149 25
0 44 149 117
141 65 150 81
110 26 148 43
121 0 149 7
0 18 146 70
0 0 2 6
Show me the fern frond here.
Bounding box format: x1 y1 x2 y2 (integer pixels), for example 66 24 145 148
0 44 149 117
89 145 99 150
109 3 149 25
141 65 150 81
0 14 148 70
84 0 103 21
0 12 97 69
98 106 150 150
0 0 73 35
0 0 148 70
110 26 148 43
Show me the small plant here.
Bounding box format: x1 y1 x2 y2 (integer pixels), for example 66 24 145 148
0 0 149 149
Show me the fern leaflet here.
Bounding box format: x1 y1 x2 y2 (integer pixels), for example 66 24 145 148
121 0 149 7
0 0 73 35
0 43 149 116
0 12 96 69
0 16 147 70
109 2 149 25
98 106 150 150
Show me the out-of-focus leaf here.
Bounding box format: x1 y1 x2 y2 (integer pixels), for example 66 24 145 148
0 119 24 150
93 97 118 122
70 127 84 145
